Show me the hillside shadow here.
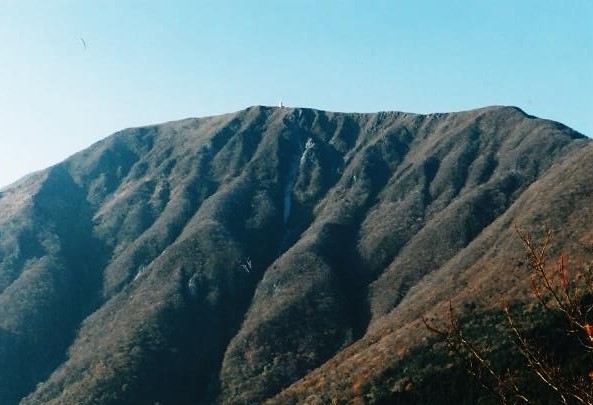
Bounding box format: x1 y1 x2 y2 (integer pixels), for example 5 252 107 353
1 165 109 404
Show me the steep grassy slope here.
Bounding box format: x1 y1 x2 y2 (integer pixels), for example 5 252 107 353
0 106 588 404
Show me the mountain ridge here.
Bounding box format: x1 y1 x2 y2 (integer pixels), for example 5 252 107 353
0 105 590 404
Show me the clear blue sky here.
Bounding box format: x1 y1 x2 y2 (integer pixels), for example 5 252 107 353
1 1 592 188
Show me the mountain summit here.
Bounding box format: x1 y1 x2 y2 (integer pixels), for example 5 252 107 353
0 106 591 404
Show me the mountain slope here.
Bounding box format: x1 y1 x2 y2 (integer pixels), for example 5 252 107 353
268 130 593 405
0 106 588 404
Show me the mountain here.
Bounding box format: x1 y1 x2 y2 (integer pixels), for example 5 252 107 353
0 105 590 404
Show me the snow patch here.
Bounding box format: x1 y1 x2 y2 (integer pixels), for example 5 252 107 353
283 138 316 224
133 265 147 281
283 160 299 224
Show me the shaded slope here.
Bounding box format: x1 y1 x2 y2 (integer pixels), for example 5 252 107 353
0 105 587 405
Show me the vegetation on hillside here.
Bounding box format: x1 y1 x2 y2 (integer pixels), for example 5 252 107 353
0 106 590 404
421 228 593 404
